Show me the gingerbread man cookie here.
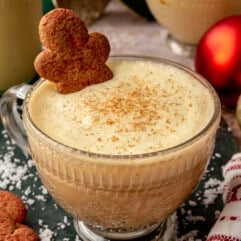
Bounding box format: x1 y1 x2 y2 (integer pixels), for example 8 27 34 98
0 191 27 223
0 209 15 241
4 224 39 241
0 191 40 241
34 8 113 94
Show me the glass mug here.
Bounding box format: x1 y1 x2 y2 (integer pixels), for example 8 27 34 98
0 56 221 240
146 0 241 56
0 0 42 92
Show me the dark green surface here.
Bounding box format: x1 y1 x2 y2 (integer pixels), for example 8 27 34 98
0 119 237 240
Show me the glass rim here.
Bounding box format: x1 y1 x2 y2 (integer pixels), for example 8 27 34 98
24 55 221 160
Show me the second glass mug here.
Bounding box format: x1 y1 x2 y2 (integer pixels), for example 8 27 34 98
0 56 221 241
146 0 241 57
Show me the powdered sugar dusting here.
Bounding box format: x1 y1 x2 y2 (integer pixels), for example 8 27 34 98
203 178 224 207
39 222 55 241
179 230 199 241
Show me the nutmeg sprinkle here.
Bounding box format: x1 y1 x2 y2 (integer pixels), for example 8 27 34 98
29 59 214 155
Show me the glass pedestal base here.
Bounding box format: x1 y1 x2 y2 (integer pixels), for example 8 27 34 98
166 33 196 58
74 215 177 241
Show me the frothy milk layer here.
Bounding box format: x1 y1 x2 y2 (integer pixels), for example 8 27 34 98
29 59 214 155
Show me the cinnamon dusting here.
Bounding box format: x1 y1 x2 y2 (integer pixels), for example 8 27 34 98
82 75 189 137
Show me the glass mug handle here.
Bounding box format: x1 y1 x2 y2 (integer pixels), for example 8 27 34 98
0 84 31 153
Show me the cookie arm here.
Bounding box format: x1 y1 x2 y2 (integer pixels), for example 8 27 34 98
34 50 64 83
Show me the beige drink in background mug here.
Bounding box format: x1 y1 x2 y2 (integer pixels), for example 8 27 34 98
0 0 42 92
146 0 241 55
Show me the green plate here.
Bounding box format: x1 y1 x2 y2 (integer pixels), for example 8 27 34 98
0 119 237 240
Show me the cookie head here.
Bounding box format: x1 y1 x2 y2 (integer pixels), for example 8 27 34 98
39 8 89 51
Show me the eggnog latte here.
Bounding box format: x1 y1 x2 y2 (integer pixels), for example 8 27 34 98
23 56 220 233
29 59 214 154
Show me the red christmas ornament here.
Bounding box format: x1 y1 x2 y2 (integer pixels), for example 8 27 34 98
195 15 241 108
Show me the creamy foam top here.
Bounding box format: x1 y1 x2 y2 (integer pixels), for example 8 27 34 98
29 59 214 155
